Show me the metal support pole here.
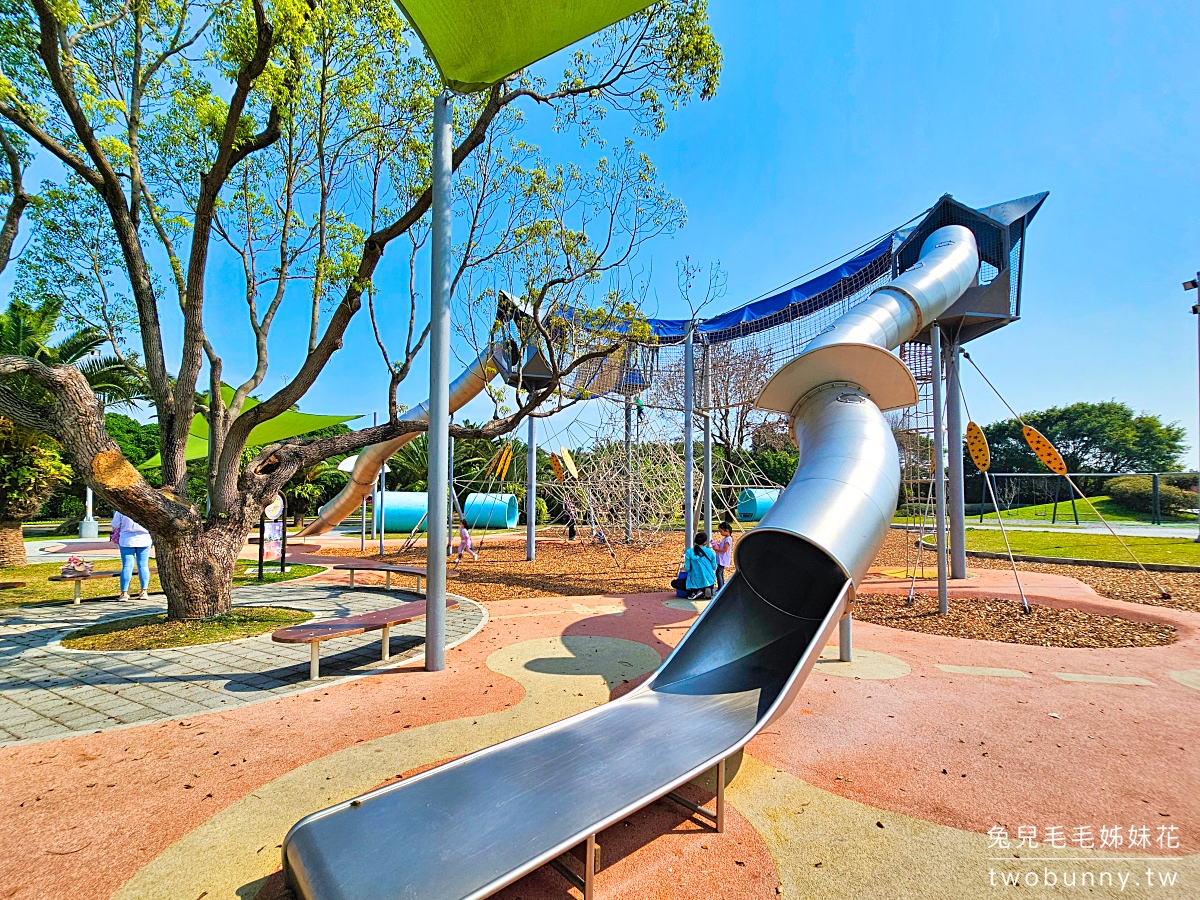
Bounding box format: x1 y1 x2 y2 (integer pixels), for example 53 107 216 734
702 343 713 539
1152 473 1161 525
360 497 366 552
371 412 378 541
624 396 633 543
839 613 852 662
930 324 949 614
378 463 386 558
448 434 455 555
946 338 967 579
1193 273 1200 542
527 413 537 560
683 325 695 545
425 91 452 672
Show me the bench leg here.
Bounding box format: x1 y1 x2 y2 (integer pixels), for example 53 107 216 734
348 570 355 588
381 625 391 661
310 642 320 680
385 571 392 590
549 834 597 900
74 581 82 605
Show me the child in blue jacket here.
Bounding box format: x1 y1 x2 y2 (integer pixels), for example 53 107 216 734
683 532 718 601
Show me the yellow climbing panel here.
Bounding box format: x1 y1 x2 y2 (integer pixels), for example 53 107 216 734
1022 425 1067 475
966 421 991 472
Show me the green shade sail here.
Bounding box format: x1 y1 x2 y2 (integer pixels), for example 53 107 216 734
395 0 655 92
139 386 361 469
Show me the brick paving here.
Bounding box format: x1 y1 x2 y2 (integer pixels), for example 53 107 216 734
0 584 485 745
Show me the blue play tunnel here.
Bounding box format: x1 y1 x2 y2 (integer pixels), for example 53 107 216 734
737 488 780 522
374 491 429 533
463 493 520 529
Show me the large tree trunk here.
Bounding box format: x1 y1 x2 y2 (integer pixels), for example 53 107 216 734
0 521 25 568
154 525 244 619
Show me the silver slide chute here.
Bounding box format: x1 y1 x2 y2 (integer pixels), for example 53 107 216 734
282 225 981 899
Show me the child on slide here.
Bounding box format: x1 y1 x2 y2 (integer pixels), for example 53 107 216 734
456 522 478 562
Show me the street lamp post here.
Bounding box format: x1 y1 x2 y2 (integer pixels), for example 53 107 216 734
1187 273 1200 542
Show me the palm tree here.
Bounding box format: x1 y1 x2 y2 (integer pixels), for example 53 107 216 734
0 296 146 557
0 295 144 408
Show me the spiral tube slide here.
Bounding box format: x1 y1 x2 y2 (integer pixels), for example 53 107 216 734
296 344 508 538
281 226 980 900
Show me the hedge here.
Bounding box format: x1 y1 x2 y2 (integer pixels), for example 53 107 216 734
1107 475 1194 516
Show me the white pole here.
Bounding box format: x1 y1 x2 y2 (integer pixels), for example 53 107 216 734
946 337 967 578
683 325 695 546
931 324 949 614
378 463 385 557
79 486 98 538
425 91 452 672
526 413 537 560
702 342 713 538
360 497 366 552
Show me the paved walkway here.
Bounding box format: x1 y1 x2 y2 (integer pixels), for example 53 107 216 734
0 584 485 745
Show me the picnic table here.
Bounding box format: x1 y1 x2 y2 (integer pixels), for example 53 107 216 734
272 597 459 678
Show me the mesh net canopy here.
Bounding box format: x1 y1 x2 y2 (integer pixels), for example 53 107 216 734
571 192 1046 416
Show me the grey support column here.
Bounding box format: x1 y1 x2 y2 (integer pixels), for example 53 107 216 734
946 338 967 579
702 342 713 538
930 324 949 614
425 91 452 672
624 396 633 543
683 325 695 545
527 413 537 561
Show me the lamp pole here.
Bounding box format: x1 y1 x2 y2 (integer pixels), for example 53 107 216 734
1188 274 1200 542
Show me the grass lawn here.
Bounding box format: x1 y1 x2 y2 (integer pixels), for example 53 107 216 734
0 561 326 610
896 495 1195 525
61 606 314 651
960 528 1200 566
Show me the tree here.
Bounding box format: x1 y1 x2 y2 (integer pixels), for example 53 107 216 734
966 401 1187 495
0 418 70 566
0 0 721 618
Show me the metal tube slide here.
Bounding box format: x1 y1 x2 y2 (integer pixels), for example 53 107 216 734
296 344 507 538
281 226 979 900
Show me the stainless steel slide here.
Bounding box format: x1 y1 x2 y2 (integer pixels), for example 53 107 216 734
296 344 508 538
281 225 981 899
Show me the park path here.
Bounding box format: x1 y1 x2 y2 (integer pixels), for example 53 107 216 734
0 583 485 745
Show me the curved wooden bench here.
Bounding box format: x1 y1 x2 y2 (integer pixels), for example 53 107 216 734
333 563 458 592
273 597 459 679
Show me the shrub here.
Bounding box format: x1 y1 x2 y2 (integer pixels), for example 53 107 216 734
1107 475 1193 516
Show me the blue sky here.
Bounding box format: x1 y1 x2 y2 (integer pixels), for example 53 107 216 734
304 0 1200 461
9 1 1199 462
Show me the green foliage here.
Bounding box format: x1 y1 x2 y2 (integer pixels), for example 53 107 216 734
965 402 1187 492
1107 475 1194 517
104 414 160 467
0 419 71 522
753 448 798 487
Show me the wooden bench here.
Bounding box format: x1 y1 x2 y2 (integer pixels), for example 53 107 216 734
333 563 458 593
48 571 120 604
272 597 459 679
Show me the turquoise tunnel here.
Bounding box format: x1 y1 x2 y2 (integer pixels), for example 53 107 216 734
463 493 520 529
374 491 429 533
737 488 781 522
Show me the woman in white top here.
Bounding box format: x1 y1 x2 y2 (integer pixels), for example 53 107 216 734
110 511 153 601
